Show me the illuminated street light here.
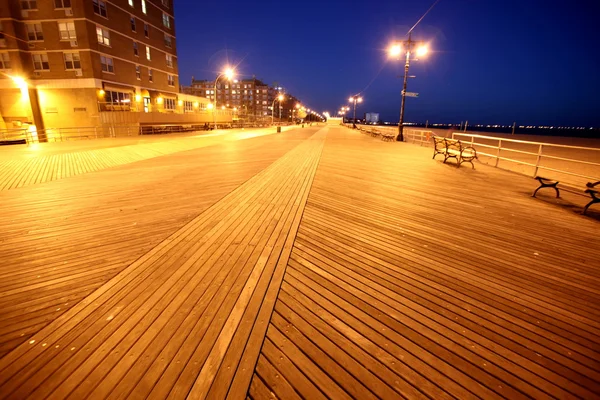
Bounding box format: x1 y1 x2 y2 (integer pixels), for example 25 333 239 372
389 33 429 141
348 95 363 129
213 66 235 130
416 45 428 57
271 94 284 125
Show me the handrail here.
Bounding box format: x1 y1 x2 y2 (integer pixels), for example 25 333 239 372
450 132 600 181
452 132 600 152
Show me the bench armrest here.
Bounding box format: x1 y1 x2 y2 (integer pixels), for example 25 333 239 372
586 180 600 189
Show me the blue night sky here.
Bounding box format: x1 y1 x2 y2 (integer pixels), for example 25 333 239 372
174 0 600 127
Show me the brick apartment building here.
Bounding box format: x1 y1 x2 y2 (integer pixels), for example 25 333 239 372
182 78 303 123
182 77 273 121
0 0 228 141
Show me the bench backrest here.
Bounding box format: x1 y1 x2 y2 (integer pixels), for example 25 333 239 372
432 135 445 151
445 138 462 152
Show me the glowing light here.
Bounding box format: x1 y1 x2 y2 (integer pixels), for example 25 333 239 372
207 103 214 109
99 89 105 96
224 67 235 80
178 100 183 106
277 94 284 101
416 45 428 57
389 44 402 57
11 76 27 89
156 96 163 104
135 94 142 102
193 101 199 107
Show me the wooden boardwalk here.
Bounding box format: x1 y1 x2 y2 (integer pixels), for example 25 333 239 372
0 125 599 399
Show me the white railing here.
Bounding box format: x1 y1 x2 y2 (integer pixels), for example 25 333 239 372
404 129 433 146
452 133 600 184
0 129 28 142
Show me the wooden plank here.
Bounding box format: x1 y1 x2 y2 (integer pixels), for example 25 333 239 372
248 372 277 400
253 354 301 400
260 338 327 400
224 135 325 399
251 126 600 400
0 128 324 399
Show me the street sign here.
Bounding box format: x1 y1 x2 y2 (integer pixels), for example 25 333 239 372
404 92 419 97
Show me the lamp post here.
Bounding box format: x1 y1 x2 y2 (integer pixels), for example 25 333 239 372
348 95 363 129
271 94 284 125
213 67 235 130
293 103 300 123
389 32 428 141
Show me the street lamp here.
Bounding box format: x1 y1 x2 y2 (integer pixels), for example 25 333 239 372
213 67 235 130
348 95 363 128
271 94 284 125
389 33 428 141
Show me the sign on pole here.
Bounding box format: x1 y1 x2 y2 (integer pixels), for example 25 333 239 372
404 92 419 97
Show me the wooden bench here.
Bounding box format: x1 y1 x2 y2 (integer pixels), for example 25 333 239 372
532 177 600 215
432 135 478 168
381 131 396 141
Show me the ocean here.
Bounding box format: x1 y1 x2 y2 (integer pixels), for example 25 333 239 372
406 124 600 139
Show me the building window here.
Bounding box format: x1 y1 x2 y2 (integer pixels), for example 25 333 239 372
26 23 44 41
100 55 113 72
164 34 172 48
32 53 49 70
144 23 149 38
148 68 153 82
58 22 76 40
128 0 133 6
167 75 174 86
141 0 146 14
0 53 10 69
162 13 170 29
92 0 107 17
164 98 175 110
135 65 141 80
130 16 136 31
104 90 131 105
165 54 173 68
184 101 193 112
54 0 71 8
161 0 169 8
133 42 138 56
96 26 110 46
145 46 150 60
21 0 37 10
63 52 80 69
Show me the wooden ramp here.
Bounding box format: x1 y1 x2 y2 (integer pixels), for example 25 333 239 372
249 127 600 399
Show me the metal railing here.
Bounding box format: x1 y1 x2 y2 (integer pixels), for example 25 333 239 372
452 132 600 184
0 128 28 142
